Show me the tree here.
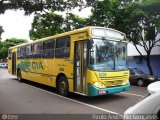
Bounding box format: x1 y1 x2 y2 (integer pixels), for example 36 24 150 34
122 0 160 75
29 13 64 40
89 0 160 75
0 25 4 40
0 38 27 60
0 0 97 15
88 0 139 30
29 12 88 40
63 13 88 31
86 0 111 27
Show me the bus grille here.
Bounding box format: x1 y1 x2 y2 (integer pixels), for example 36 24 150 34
100 75 128 81
103 80 124 87
100 75 128 87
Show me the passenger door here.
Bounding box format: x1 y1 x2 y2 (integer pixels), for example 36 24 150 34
12 52 16 75
74 41 87 94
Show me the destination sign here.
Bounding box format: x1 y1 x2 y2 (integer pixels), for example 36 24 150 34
92 28 126 40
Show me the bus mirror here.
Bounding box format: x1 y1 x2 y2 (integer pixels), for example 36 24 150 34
87 39 93 49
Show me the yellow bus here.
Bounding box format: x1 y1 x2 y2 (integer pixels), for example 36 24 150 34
8 26 130 96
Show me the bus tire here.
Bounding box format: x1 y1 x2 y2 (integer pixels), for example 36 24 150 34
17 70 23 82
58 76 69 96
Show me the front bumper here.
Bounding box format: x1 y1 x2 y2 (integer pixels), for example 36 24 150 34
88 83 130 96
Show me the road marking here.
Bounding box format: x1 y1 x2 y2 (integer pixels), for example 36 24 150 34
121 92 145 97
22 83 121 116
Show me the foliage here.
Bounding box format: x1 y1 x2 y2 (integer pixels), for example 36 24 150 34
1 0 159 75
122 0 160 75
89 0 160 75
0 0 97 15
29 12 88 40
89 0 138 30
0 38 27 60
86 0 111 27
0 25 4 40
29 13 64 40
64 13 88 31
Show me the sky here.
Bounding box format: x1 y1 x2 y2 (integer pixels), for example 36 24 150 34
0 8 91 41
0 10 34 41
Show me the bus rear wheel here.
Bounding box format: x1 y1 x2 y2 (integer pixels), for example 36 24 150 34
17 70 23 82
58 76 69 96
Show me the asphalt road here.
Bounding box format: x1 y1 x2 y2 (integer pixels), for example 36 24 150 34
0 68 149 119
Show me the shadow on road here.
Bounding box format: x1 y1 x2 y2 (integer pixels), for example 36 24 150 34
10 78 128 105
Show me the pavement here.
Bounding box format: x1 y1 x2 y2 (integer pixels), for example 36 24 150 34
0 68 149 119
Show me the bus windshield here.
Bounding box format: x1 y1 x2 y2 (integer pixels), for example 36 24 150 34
89 38 127 71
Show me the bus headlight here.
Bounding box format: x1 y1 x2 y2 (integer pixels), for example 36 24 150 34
122 80 129 85
93 82 106 88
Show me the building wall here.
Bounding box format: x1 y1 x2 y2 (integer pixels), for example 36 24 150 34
128 55 160 78
127 42 160 56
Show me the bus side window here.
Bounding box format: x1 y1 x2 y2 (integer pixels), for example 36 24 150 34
42 40 55 58
18 46 26 59
17 47 22 59
8 49 12 60
33 42 42 58
17 47 20 59
65 37 71 57
55 36 70 58
22 46 26 59
26 45 32 58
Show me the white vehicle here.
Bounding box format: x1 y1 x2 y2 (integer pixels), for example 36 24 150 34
0 63 8 68
124 81 160 120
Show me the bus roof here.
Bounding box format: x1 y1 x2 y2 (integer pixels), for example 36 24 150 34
9 26 125 49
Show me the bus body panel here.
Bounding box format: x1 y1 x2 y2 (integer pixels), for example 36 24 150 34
88 83 130 96
71 32 88 42
16 58 74 91
86 69 130 96
8 26 130 96
8 48 17 75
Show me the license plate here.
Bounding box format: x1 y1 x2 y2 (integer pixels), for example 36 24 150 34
98 90 106 94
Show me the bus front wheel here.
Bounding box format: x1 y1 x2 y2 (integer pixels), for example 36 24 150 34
58 76 69 96
17 70 23 82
